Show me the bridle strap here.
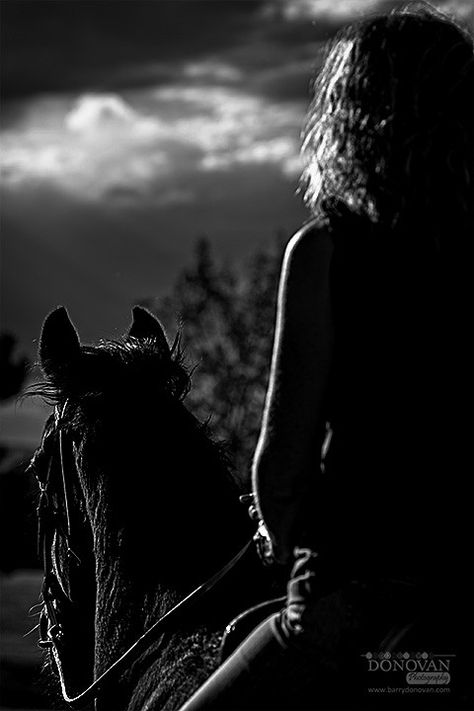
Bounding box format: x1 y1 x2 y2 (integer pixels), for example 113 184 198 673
55 401 75 543
47 539 253 709
59 427 73 540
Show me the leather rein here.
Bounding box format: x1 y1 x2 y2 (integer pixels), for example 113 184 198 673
35 402 253 709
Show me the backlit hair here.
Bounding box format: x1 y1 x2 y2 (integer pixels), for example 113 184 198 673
301 3 474 237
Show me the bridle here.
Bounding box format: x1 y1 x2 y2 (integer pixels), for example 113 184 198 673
37 403 80 656
34 400 253 710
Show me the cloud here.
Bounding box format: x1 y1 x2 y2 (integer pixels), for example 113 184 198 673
263 0 473 24
65 94 161 139
201 137 302 177
1 84 304 201
0 96 172 200
268 0 384 21
1 93 179 198
181 61 243 83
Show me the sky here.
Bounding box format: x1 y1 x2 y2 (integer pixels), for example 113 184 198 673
1 0 473 449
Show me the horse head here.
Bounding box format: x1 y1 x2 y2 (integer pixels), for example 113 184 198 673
29 306 255 710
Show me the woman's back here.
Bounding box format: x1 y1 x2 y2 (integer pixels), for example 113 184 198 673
317 213 472 587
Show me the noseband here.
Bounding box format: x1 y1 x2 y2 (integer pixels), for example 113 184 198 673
34 401 252 709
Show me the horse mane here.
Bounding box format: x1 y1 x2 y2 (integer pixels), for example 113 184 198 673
29 331 234 467
29 334 188 402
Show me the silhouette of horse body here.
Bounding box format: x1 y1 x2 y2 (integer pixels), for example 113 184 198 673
30 306 271 711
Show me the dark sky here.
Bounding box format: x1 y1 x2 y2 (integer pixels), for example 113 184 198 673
1 0 472 447
2 2 264 99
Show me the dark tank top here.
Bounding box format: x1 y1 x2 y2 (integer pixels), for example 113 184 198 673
311 216 472 588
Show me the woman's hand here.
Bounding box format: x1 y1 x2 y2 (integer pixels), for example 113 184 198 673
241 492 294 566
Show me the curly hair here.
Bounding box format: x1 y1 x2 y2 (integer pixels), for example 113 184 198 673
301 3 474 238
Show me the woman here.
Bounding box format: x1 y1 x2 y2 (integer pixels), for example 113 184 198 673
181 5 474 708
255 3 473 578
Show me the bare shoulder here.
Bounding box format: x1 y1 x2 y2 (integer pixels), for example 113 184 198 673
283 219 333 276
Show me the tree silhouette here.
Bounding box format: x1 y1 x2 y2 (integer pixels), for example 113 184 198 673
142 236 285 480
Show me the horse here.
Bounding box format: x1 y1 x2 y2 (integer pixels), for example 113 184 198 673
28 305 278 711
28 306 472 711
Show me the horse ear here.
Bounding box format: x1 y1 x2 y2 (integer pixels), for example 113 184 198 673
128 306 170 352
39 307 81 379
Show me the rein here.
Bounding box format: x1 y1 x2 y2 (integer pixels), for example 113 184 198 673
36 403 253 710
47 542 252 709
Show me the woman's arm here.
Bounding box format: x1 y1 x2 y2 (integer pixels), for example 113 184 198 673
251 223 334 564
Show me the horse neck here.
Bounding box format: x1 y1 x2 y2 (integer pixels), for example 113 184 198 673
86 482 182 668
78 413 250 710
85 488 185 711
